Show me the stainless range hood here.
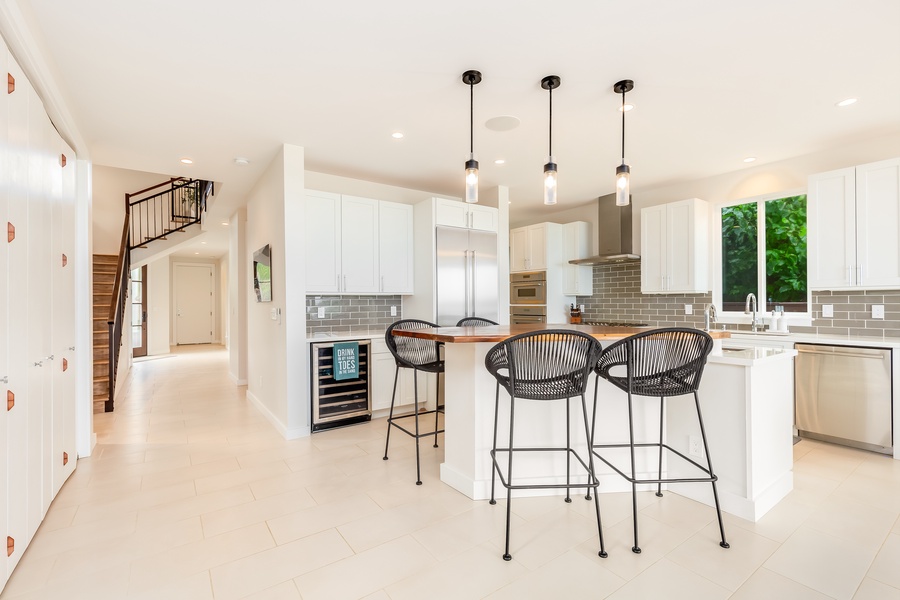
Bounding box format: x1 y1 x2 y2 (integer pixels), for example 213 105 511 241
568 192 640 265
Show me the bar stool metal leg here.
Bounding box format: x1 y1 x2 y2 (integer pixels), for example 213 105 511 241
626 389 641 554
433 371 440 448
503 395 516 561
580 393 608 558
656 396 665 498
383 365 400 461
695 391 729 549
565 399 572 503
490 383 500 506
413 369 422 486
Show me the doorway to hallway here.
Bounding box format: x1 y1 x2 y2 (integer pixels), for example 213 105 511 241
174 263 214 345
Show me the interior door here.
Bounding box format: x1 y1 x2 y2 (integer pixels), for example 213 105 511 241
131 265 148 357
175 264 214 345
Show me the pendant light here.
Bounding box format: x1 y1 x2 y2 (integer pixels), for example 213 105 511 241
541 75 560 206
462 70 482 203
614 79 634 207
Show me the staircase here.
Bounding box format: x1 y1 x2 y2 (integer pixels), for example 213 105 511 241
92 254 117 413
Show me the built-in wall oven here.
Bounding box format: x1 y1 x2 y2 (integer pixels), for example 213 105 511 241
510 305 546 324
510 271 547 305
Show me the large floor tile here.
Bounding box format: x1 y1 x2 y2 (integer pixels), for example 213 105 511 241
604 557 730 600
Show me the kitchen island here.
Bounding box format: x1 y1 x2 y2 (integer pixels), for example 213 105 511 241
393 324 796 522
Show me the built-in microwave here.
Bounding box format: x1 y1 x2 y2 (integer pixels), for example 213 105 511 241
509 271 547 305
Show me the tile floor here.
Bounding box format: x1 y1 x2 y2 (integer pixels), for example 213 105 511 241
3 344 900 599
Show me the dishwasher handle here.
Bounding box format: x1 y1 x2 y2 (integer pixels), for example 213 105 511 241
795 348 888 360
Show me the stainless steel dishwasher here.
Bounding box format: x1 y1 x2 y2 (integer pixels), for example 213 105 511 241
795 343 893 454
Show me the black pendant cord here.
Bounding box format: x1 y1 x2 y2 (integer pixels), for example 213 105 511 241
548 86 553 157
470 82 474 155
620 90 626 163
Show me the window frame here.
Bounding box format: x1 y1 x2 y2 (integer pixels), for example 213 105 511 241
711 188 812 327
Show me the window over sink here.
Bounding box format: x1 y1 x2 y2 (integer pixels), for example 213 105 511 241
715 192 809 317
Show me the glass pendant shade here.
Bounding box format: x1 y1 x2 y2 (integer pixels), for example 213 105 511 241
543 159 558 205
616 163 630 206
465 155 479 204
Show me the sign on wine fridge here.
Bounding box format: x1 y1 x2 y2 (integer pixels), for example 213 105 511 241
310 339 372 431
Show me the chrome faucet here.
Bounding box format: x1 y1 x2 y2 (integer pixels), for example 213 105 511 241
744 293 759 332
704 303 718 331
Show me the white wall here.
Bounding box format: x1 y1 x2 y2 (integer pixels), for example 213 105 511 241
228 207 247 384
146 256 170 355
246 145 308 438
91 164 173 254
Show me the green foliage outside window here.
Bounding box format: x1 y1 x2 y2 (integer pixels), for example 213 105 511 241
721 195 807 311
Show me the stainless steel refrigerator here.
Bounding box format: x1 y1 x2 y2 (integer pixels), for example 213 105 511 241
435 226 498 326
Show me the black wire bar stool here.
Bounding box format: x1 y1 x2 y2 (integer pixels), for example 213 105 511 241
456 317 499 327
485 329 607 561
383 319 444 485
591 327 729 553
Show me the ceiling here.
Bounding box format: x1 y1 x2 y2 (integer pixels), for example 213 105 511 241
17 0 900 259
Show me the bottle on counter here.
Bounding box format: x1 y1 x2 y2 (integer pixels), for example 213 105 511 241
768 311 780 332
570 303 582 324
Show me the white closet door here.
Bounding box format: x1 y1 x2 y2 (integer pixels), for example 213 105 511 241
0 41 10 585
5 49 29 576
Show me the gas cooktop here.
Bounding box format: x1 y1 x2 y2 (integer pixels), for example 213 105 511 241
581 320 650 328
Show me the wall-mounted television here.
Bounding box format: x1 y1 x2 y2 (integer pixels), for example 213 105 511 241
253 244 272 302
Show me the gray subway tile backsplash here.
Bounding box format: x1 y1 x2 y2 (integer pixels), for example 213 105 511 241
576 263 900 338
306 295 401 335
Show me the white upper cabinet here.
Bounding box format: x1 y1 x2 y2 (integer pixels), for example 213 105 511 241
341 195 380 293
641 198 708 294
809 158 900 290
434 197 498 232
304 191 342 293
305 191 414 294
510 223 551 272
562 221 593 296
378 201 414 294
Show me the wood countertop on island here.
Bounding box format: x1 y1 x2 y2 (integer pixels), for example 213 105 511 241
392 323 732 344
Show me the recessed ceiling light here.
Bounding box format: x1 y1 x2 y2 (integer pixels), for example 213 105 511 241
494 159 506 165
201 241 207 244
836 98 857 107
391 132 404 139
618 104 634 112
194 252 199 255
180 158 193 164
234 157 250 166
220 221 229 226
743 157 757 163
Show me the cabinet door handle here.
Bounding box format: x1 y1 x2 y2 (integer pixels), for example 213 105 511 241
343 275 347 292
858 265 863 286
847 266 852 286
380 276 384 292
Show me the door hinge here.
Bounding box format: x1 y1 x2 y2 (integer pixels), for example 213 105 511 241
62 358 68 372
6 536 13 557
60 154 67 167
63 452 68 466
7 73 13 94
62 253 68 267
6 390 13 411
7 222 14 243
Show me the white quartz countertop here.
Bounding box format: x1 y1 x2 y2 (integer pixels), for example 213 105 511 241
709 344 798 366
728 330 900 349
306 330 387 343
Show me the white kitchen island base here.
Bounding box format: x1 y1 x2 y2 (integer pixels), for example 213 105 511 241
439 336 797 523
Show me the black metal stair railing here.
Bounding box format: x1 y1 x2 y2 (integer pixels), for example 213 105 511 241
126 178 213 251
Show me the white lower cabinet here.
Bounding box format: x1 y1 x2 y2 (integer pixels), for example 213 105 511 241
370 339 425 411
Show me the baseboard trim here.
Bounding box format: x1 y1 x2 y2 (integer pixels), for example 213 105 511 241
245 390 309 440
